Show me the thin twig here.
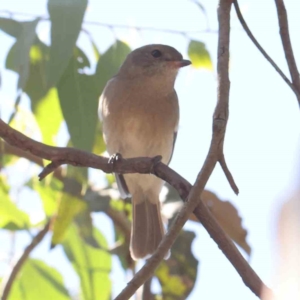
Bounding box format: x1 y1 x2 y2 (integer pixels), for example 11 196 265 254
233 0 300 100
1 221 51 300
219 153 239 194
274 0 300 104
0 10 216 37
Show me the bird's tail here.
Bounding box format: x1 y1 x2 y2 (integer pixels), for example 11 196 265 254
130 193 165 260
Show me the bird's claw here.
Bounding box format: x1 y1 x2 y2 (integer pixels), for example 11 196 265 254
108 153 123 170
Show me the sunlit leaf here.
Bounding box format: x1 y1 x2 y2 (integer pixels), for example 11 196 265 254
92 122 106 155
8 259 70 300
155 230 198 300
47 0 88 88
188 40 212 70
0 17 22 37
0 177 30 230
51 193 87 246
95 40 131 95
57 49 98 152
27 177 63 217
25 39 63 145
34 88 63 145
62 225 111 300
5 19 39 90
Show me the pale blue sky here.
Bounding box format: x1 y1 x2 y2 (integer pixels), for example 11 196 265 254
0 0 299 299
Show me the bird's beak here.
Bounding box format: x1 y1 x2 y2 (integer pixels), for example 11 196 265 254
172 59 191 68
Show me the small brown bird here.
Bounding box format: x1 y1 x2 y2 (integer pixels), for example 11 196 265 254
99 44 190 259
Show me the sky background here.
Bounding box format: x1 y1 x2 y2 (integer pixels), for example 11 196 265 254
0 0 300 299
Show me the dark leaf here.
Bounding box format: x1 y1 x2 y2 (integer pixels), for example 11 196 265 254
5 19 39 90
0 17 22 37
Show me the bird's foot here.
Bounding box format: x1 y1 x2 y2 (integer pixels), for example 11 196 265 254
108 153 123 170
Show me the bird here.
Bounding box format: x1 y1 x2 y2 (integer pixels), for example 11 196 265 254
99 44 190 259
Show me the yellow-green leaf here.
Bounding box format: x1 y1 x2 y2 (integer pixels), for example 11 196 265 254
51 193 87 246
27 177 63 217
155 230 198 300
188 40 212 70
8 259 70 300
63 225 111 300
0 177 30 230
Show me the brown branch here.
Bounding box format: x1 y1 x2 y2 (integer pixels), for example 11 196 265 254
1 220 51 300
0 139 131 243
0 117 269 297
0 140 64 180
219 153 239 194
274 0 300 104
233 0 300 101
114 0 265 298
0 0 269 294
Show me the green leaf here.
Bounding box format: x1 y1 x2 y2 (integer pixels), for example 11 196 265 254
27 177 63 217
74 209 100 248
63 225 111 300
8 259 70 300
0 17 22 37
84 188 111 213
24 39 63 145
155 230 198 300
0 177 30 230
57 49 98 152
51 192 87 247
5 19 39 90
34 88 63 145
188 40 212 70
92 122 106 155
7 37 63 145
95 40 131 95
47 0 88 88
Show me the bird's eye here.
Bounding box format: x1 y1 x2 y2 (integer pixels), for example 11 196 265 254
151 50 162 58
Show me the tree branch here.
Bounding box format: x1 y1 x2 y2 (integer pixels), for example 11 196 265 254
0 139 132 243
274 0 300 103
233 0 300 102
0 221 51 300
0 114 269 298
0 0 269 296
114 0 264 298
